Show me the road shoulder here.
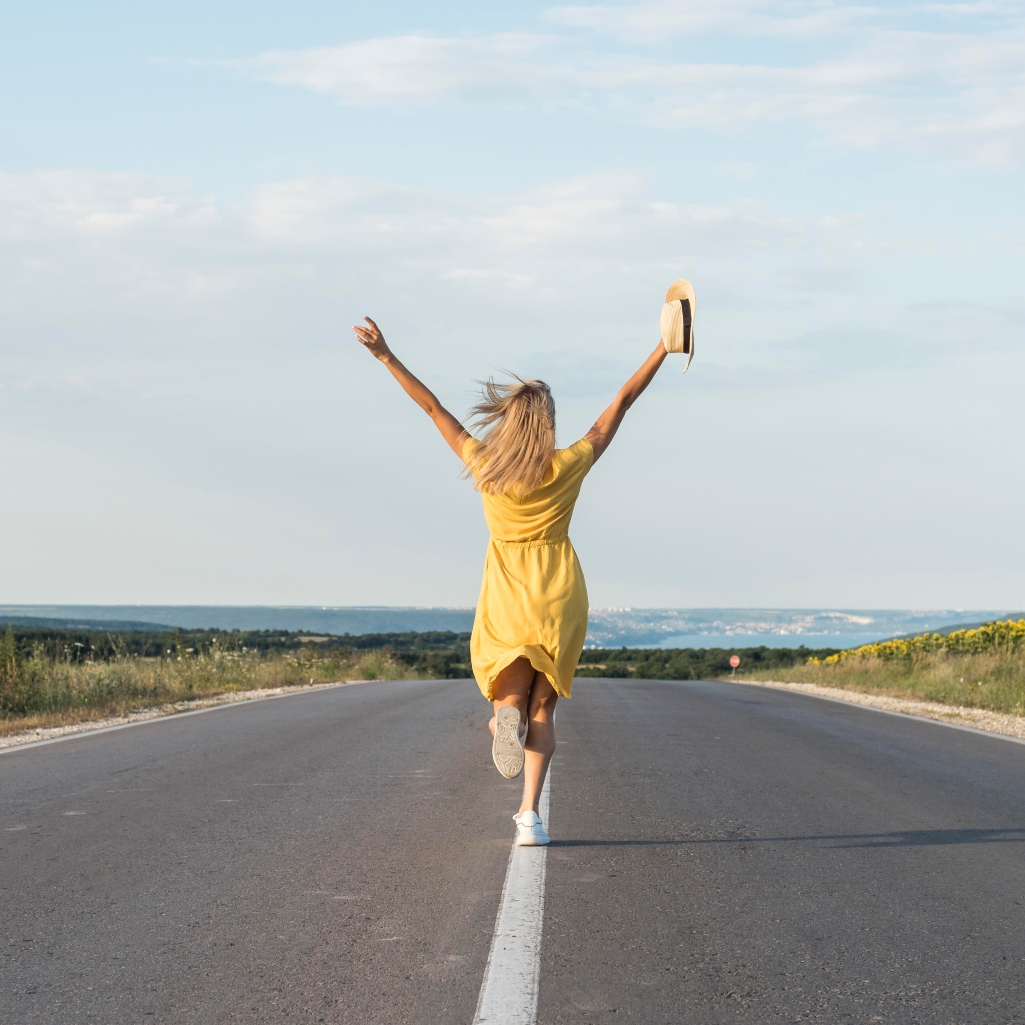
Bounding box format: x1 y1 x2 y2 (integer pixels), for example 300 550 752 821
730 676 1025 741
0 679 373 751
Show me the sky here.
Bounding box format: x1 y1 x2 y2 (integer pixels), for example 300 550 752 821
1 1 1023 609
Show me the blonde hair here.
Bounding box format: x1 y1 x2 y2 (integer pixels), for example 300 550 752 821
464 377 556 495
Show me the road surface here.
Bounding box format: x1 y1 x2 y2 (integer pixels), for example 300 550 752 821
3 678 1025 1023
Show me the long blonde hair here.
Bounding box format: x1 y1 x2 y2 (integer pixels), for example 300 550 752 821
464 377 556 495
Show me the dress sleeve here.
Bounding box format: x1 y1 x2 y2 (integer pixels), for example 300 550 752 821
461 435 481 465
570 438 595 477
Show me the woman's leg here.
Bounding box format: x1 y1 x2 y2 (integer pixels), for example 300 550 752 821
489 658 559 815
519 671 558 816
490 657 536 737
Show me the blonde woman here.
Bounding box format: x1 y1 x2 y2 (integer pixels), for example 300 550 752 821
353 316 669 846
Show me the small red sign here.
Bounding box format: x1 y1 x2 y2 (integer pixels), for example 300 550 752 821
730 655 741 668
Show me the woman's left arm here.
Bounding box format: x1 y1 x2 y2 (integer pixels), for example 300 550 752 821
353 317 470 458
584 340 668 463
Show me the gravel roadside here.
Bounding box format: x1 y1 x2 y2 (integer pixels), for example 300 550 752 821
732 676 1025 741
0 679 374 751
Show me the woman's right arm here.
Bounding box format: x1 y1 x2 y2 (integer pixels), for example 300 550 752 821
584 340 668 463
353 316 470 458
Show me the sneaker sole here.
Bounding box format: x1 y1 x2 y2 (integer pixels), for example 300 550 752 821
515 831 551 847
492 706 525 779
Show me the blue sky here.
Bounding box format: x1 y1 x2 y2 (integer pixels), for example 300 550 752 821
2 1 1023 608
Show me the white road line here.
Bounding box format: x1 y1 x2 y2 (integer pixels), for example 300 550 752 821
473 768 551 1025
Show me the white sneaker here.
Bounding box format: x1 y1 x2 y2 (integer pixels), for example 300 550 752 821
492 706 526 779
514 810 551 846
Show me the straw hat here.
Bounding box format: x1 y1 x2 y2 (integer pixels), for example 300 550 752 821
660 279 695 372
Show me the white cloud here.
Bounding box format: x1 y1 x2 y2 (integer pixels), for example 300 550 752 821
545 0 877 39
232 4 1025 165
245 34 555 103
0 169 887 297
2 166 1022 606
2 167 1015 389
0 171 215 239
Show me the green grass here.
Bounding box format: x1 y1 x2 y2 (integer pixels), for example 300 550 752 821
737 621 1025 717
8 617 1022 737
576 644 838 680
0 624 471 661
0 627 416 735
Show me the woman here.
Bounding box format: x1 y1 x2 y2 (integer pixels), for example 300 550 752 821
353 316 669 846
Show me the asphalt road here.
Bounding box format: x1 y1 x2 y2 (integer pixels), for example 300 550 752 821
3 678 1025 1024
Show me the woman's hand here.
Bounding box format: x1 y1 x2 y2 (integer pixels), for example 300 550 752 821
353 316 394 362
350 314 471 458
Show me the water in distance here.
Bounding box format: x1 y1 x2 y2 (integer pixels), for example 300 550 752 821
0 606 1014 650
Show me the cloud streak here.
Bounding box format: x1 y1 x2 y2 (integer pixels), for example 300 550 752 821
2 167 1016 395
0 169 891 304
545 1 1019 40
234 3 1025 165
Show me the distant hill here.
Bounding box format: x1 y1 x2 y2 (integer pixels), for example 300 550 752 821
0 623 473 661
2 606 1016 650
0 621 828 681
0 615 174 632
894 615 1025 640
0 605 477 635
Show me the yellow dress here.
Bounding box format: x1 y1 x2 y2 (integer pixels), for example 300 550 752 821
463 436 594 700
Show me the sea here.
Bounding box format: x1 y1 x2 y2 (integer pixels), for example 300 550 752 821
1 606 1017 651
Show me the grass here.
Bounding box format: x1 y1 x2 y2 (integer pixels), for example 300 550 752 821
736 619 1025 717
7 617 1024 738
576 644 838 680
0 629 415 737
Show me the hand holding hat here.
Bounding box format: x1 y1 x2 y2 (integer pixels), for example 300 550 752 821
660 279 696 372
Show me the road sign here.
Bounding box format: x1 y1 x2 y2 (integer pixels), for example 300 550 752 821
730 655 741 668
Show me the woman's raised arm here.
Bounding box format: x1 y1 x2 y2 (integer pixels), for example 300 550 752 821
584 340 668 463
353 316 470 458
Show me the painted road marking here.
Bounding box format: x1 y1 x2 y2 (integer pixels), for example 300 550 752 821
473 768 551 1025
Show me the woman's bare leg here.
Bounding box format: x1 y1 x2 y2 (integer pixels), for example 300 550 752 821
490 658 558 816
490 656 535 735
519 671 558 816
